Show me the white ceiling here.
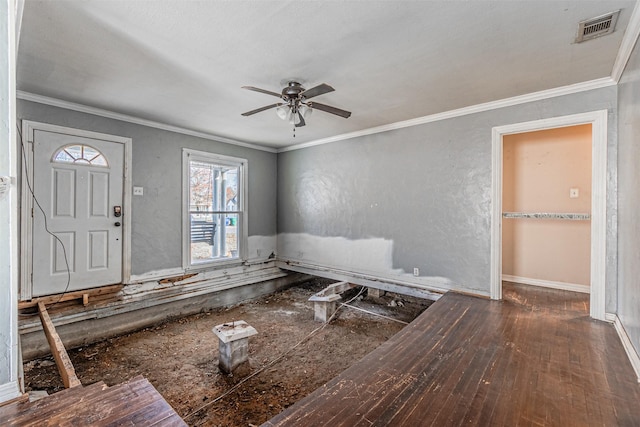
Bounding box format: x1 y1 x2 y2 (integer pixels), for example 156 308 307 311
17 1 637 150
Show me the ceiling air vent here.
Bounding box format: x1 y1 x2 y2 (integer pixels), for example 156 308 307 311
575 10 620 43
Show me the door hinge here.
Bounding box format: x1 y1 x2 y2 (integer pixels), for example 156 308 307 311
31 207 34 217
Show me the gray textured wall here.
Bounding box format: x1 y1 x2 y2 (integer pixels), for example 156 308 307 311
0 0 12 386
278 87 618 302
18 100 278 275
617 39 640 359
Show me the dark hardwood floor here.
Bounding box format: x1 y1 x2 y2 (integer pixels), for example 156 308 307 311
264 283 640 426
0 375 186 426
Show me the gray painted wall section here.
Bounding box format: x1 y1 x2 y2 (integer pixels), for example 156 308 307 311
617 39 640 358
18 100 277 275
278 87 618 306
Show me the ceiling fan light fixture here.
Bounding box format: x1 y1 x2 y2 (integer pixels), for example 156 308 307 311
289 111 302 125
299 104 312 118
242 81 350 133
276 105 291 121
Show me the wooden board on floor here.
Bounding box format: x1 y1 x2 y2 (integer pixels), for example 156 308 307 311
37 302 81 389
264 284 640 426
0 376 186 426
19 284 123 309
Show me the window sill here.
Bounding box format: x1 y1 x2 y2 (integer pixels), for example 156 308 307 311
184 258 246 272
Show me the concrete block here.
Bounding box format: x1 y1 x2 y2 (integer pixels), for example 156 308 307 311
308 281 356 323
313 300 337 323
212 320 257 374
368 288 384 298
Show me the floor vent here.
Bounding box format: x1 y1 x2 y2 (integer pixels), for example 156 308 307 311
576 10 620 43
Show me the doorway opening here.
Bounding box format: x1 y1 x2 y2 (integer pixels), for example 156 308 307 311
502 124 592 294
490 110 608 320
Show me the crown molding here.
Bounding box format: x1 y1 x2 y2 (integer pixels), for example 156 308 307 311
16 91 278 153
611 1 640 83
278 77 616 153
18 73 615 156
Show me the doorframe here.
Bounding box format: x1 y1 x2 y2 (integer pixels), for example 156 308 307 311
490 110 608 320
20 121 132 300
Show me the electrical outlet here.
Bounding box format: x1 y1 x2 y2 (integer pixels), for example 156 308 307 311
413 268 419 276
133 186 144 196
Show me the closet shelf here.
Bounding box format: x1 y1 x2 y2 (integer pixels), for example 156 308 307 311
502 212 591 221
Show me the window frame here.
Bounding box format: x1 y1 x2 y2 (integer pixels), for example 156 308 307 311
182 148 248 269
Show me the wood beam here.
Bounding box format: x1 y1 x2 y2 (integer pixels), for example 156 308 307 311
37 302 81 388
19 284 123 309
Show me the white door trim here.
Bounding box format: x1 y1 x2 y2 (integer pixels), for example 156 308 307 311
490 110 608 320
20 121 132 300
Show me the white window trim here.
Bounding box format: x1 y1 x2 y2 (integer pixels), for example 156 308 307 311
182 148 248 269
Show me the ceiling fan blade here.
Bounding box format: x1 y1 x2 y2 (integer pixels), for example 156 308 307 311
241 103 282 116
300 83 334 100
309 102 351 118
242 86 282 98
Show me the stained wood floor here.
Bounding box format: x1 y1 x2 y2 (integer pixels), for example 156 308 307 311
0 375 186 426
264 283 640 427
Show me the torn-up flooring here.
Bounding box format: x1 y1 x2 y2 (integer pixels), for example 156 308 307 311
21 278 431 426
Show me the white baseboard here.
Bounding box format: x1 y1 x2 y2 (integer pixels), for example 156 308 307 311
0 381 22 404
502 275 590 294
606 314 640 383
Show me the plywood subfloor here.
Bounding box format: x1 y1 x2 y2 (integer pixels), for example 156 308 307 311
264 283 640 426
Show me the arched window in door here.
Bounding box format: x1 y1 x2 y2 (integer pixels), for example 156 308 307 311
52 144 108 167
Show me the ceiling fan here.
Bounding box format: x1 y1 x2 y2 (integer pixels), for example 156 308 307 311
241 81 351 129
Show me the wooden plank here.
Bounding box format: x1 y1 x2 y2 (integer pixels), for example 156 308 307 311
92 378 186 425
0 394 28 408
158 273 198 284
310 281 357 299
277 261 444 301
19 284 123 309
0 382 107 424
37 302 81 389
52 376 159 424
323 281 357 295
0 377 187 426
308 293 341 302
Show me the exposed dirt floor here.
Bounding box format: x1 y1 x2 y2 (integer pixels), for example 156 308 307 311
23 278 433 426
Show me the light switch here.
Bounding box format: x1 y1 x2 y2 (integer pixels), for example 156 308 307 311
570 188 579 198
133 186 144 196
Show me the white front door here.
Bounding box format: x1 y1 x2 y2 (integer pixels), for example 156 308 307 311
31 130 124 297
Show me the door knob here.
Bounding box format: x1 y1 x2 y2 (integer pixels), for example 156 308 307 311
114 222 121 227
